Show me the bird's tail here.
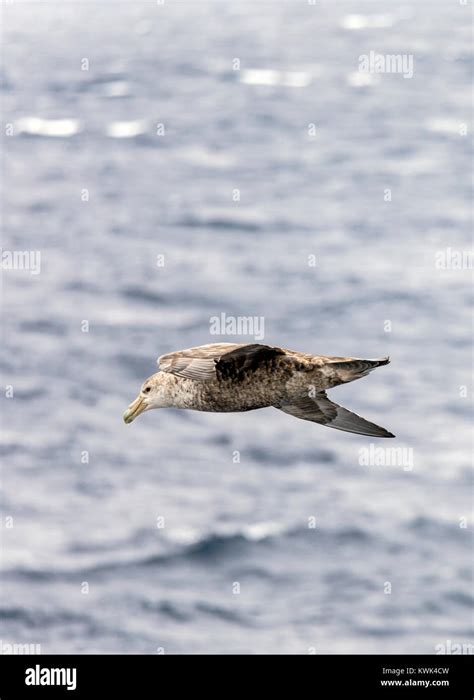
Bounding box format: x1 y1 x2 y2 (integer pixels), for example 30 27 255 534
324 356 390 386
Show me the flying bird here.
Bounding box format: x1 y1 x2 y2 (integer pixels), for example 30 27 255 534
123 343 394 437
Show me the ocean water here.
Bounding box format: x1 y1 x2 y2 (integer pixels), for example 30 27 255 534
1 0 472 654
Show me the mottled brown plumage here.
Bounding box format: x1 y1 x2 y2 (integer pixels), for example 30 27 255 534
123 343 394 437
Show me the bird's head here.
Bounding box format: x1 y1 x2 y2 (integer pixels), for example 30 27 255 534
123 372 169 424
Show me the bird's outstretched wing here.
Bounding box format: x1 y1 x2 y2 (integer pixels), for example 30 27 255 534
278 391 394 438
158 343 287 382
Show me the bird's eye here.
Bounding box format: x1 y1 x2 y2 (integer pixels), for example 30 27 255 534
144 386 151 393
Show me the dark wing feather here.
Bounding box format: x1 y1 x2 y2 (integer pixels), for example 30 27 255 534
158 343 286 382
278 391 394 438
215 344 286 382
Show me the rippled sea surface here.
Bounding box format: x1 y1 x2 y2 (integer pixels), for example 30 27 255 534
1 1 472 654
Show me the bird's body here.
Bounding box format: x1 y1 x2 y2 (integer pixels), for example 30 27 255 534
123 342 395 438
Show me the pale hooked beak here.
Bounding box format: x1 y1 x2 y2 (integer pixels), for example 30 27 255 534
123 395 147 424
